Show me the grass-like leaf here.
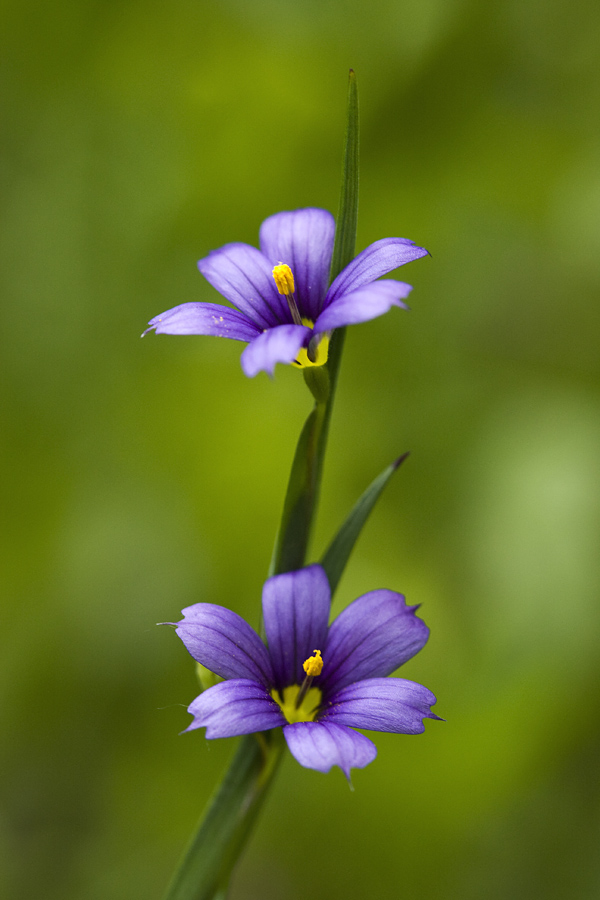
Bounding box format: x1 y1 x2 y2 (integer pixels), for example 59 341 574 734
321 453 409 598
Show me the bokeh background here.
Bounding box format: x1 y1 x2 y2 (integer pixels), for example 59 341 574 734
3 1 600 898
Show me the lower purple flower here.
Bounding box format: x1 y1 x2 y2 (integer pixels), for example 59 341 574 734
175 565 440 778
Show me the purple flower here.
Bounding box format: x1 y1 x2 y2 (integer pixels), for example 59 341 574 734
144 208 428 377
175 565 439 778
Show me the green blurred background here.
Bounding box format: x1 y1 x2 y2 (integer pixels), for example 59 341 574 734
2 1 600 897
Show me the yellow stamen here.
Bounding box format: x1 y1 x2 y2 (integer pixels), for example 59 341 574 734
272 263 295 295
303 649 323 678
292 319 330 369
272 263 302 325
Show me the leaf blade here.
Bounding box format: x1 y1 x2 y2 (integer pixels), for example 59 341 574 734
329 69 360 282
320 452 409 597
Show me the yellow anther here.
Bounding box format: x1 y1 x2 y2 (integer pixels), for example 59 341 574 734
303 649 323 678
272 263 295 295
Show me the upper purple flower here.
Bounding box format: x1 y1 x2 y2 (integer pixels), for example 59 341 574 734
144 208 428 377
175 564 439 778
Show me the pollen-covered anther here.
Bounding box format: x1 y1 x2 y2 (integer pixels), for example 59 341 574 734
272 263 295 295
303 649 323 678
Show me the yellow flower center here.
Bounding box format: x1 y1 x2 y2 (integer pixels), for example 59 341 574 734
271 649 324 723
271 684 322 724
293 319 330 369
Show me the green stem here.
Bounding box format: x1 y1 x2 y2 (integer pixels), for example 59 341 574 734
267 330 344 578
163 731 285 900
162 70 359 900
268 68 358 577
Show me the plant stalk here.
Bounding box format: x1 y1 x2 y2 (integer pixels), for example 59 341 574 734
162 70 359 900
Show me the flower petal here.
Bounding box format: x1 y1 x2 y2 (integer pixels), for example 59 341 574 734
262 565 331 688
283 721 377 778
320 590 430 694
241 324 311 378
326 237 428 306
259 208 335 321
186 679 285 738
319 677 440 733
176 604 274 685
143 302 261 340
314 280 412 332
198 243 289 328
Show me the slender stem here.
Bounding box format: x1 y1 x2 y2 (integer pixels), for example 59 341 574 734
268 69 358 577
162 70 360 900
267 360 336 578
163 731 285 900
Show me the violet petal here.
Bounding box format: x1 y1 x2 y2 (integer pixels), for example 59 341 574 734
320 590 429 694
241 324 312 378
259 208 335 321
326 237 428 306
176 603 273 685
198 242 289 329
283 721 377 778
144 302 261 340
320 677 440 733
314 280 412 332
262 565 331 688
186 679 286 738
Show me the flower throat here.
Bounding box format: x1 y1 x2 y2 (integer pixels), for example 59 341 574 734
271 649 323 725
271 265 330 367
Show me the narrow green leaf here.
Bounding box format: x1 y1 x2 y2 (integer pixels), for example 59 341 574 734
320 452 409 597
329 68 359 282
268 400 327 576
163 731 285 900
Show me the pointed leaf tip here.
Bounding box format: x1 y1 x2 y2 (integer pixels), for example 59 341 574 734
393 451 410 470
